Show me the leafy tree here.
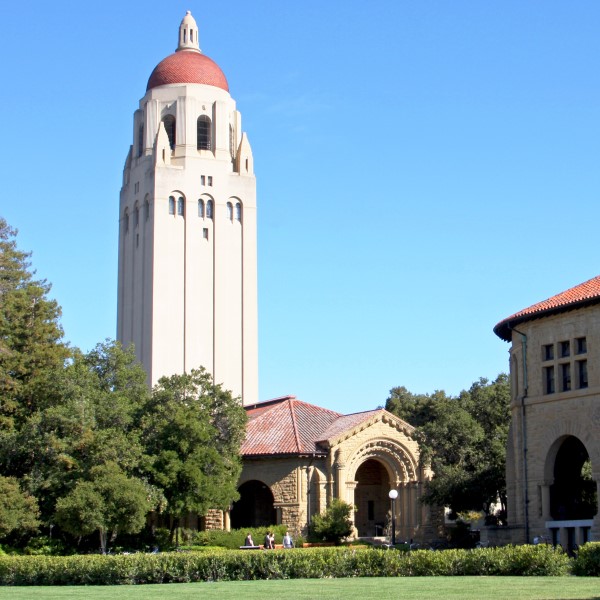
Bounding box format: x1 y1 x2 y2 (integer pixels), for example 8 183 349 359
0 218 68 432
309 499 354 544
0 475 40 539
141 368 247 542
385 374 510 521
54 462 150 553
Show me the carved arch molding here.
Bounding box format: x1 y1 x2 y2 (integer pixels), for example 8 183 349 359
346 439 418 484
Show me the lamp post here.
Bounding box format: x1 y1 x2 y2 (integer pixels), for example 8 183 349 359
388 489 398 546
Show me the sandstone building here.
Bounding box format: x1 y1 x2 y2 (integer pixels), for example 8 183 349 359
494 276 600 550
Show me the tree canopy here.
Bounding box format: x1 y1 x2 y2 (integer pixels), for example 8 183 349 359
385 374 510 522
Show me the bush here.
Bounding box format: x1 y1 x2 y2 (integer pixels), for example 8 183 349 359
0 544 573 585
573 542 600 576
187 525 303 549
309 499 354 544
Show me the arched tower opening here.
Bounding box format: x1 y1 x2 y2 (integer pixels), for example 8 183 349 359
231 480 276 529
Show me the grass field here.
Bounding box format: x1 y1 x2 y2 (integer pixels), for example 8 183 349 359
0 577 598 600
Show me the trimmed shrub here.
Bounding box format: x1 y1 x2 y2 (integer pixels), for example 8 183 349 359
573 542 600 576
0 544 573 585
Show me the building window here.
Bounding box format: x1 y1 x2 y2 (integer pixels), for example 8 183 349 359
198 199 205 218
227 202 233 220
168 196 175 215
203 227 209 240
162 115 176 149
201 175 206 186
134 204 139 228
206 200 213 219
124 210 129 233
560 363 571 392
144 199 150 221
576 337 587 355
207 176 213 186
235 202 242 221
543 344 554 361
177 197 184 216
545 366 555 394
560 340 570 358
197 115 212 150
577 360 588 389
229 123 234 157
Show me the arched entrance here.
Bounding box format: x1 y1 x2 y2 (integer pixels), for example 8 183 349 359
354 459 392 537
230 480 276 529
550 436 597 521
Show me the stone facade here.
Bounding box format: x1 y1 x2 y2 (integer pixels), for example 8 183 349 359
495 278 600 549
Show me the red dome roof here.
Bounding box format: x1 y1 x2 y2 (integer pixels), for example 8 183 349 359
147 50 229 92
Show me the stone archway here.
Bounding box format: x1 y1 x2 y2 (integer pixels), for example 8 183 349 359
230 480 276 529
548 436 597 521
353 459 393 537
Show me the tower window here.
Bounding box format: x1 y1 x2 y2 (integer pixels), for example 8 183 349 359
177 197 185 216
198 199 205 218
227 202 233 220
203 227 209 240
162 115 176 149
201 175 206 186
197 115 212 150
206 200 213 219
235 202 242 221
134 204 139 228
144 199 150 221
124 210 129 233
168 196 175 215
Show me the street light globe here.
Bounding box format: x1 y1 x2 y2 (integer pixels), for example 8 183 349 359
388 489 398 500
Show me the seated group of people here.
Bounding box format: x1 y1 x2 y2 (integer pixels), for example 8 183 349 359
244 531 294 548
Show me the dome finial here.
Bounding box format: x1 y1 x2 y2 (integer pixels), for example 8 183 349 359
177 10 201 53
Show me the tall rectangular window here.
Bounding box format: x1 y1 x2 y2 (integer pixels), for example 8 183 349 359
560 340 570 358
576 337 587 355
545 366 555 394
561 363 571 391
577 360 588 389
543 344 554 361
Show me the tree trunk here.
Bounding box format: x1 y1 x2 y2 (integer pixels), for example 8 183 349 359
99 528 107 554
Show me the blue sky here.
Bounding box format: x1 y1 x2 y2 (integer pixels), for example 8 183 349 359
2 1 599 414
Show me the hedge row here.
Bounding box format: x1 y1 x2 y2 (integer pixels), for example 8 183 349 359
0 544 583 585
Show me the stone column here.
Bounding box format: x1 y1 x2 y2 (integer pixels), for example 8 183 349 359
541 482 552 520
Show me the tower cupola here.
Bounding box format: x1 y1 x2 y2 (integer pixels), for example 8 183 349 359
178 10 200 52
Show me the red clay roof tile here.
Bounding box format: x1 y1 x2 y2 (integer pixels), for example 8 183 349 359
494 275 600 341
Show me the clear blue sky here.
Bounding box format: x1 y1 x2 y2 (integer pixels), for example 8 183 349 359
2 1 599 414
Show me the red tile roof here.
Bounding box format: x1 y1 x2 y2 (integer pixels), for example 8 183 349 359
147 50 229 92
242 397 391 457
494 275 600 341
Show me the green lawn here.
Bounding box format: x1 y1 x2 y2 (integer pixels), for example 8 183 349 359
0 577 598 600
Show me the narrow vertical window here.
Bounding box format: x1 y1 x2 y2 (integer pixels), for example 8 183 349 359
197 115 212 150
168 196 175 215
162 115 176 149
201 175 206 186
207 176 213 186
229 124 234 157
561 363 571 391
124 210 129 233
137 124 144 157
144 199 150 221
227 202 233 220
545 366 555 394
576 337 587 354
206 200 213 219
134 204 139 228
543 344 554 361
578 360 588 389
560 340 570 358
235 202 242 221
203 227 209 240
198 199 205 218
177 197 184 216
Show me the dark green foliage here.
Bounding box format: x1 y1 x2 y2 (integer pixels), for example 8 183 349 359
0 545 573 585
0 476 39 539
572 542 600 576
141 368 247 539
309 499 354 544
385 374 511 519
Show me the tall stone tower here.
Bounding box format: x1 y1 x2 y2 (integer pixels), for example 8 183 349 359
117 11 258 405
